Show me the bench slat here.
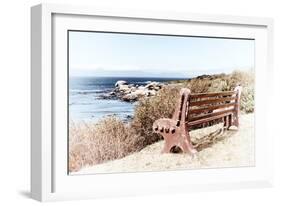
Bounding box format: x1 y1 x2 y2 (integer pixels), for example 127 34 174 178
190 91 236 99
188 112 232 127
189 103 237 114
189 96 237 107
188 108 235 121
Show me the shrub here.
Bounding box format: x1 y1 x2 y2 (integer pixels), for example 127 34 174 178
69 70 255 172
69 117 144 172
131 70 255 147
131 86 181 146
240 86 254 113
185 70 255 113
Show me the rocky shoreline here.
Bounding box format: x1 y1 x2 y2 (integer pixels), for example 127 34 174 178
97 74 224 102
99 80 165 102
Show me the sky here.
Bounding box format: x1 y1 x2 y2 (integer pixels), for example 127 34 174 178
69 31 254 78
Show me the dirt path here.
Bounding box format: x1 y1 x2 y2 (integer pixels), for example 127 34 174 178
73 113 255 175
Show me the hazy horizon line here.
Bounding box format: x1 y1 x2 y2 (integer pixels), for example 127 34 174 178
69 69 244 78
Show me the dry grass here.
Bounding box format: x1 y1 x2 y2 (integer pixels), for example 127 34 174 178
73 113 255 174
131 86 181 145
183 70 255 113
131 70 254 147
69 70 255 172
69 117 144 172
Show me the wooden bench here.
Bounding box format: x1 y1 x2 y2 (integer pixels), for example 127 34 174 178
152 86 242 155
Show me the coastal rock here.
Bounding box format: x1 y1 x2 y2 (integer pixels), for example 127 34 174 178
137 86 146 90
115 80 128 87
130 87 137 92
122 93 138 102
145 81 163 90
106 80 165 102
196 74 212 79
118 84 130 92
97 93 118 100
133 89 147 97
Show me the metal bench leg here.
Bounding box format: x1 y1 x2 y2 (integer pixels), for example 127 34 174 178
162 140 174 153
180 132 197 155
233 85 242 128
160 129 197 155
225 115 229 129
228 114 232 129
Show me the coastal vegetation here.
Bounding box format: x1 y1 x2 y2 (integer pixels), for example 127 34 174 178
69 117 144 172
69 70 254 172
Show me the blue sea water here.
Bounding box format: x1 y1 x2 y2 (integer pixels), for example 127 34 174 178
69 76 186 123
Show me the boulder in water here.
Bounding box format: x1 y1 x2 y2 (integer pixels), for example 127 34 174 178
115 80 128 87
111 80 164 102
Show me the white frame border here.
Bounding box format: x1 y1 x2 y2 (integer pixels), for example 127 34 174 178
31 3 274 202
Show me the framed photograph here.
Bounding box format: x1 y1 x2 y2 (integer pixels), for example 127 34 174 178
31 3 274 201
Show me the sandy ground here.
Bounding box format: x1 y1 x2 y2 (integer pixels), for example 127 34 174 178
73 113 255 175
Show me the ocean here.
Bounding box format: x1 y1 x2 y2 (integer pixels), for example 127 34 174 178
69 76 186 123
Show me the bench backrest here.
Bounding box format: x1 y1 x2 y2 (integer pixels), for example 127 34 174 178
172 86 242 128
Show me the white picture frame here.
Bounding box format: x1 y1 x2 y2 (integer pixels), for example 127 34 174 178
31 3 274 202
